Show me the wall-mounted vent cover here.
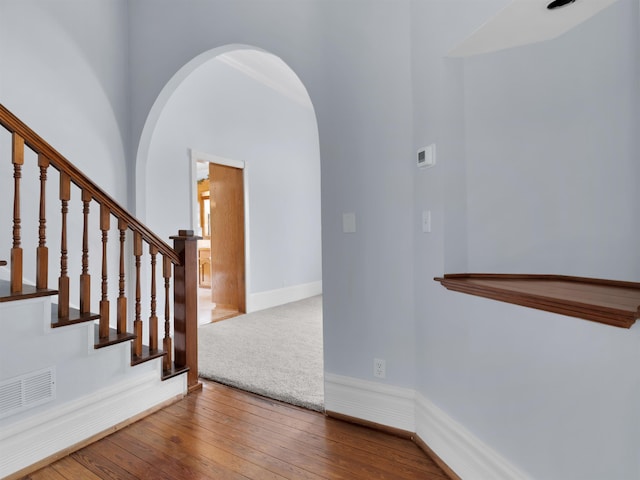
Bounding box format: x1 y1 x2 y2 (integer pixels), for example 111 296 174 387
0 367 55 419
417 144 436 169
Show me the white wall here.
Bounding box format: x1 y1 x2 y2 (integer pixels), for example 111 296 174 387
144 52 322 295
0 0 130 203
463 0 640 280
0 0 130 313
129 0 417 387
412 1 640 478
3 1 640 478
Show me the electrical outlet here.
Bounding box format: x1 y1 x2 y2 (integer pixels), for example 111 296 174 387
374 358 386 379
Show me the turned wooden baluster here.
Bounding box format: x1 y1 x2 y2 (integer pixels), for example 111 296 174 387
79 190 91 314
133 232 143 357
36 154 49 290
162 255 172 371
58 172 71 318
117 218 127 334
149 245 159 352
11 134 24 293
99 204 110 338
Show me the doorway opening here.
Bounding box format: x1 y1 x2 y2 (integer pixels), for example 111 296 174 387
192 151 247 325
139 45 323 410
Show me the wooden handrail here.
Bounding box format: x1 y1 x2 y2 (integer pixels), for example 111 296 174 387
0 103 200 391
0 104 179 265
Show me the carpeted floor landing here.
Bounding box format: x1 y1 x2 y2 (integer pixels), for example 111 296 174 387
198 295 324 411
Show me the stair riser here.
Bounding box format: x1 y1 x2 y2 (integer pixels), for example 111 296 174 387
0 296 187 478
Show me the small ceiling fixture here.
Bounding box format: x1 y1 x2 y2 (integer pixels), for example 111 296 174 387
547 0 576 10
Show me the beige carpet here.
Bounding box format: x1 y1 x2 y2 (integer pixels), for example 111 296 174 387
198 295 324 411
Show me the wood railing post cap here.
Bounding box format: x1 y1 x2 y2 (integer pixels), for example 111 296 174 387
170 230 201 240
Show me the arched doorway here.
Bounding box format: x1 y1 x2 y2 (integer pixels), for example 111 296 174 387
136 46 323 410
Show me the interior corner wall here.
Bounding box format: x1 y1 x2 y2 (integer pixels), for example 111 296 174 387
412 1 640 479
0 0 130 205
0 0 131 330
463 0 640 281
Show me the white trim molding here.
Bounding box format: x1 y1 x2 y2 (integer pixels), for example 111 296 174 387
324 373 415 432
0 370 186 478
217 50 313 110
191 149 245 170
415 393 531 480
324 372 531 480
247 281 322 313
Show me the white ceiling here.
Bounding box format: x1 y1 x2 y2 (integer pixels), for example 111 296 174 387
448 0 619 57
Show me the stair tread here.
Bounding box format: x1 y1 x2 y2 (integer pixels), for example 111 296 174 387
0 279 57 302
51 304 100 327
162 363 190 381
131 345 166 366
94 326 136 349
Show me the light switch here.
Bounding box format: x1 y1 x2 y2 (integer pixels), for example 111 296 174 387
343 213 356 233
422 210 431 233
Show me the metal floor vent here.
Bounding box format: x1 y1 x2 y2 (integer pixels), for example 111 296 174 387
0 367 55 419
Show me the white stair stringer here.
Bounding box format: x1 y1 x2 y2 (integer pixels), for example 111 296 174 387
0 295 187 478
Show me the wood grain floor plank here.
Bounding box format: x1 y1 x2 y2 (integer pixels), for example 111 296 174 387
167 393 446 479
104 429 215 480
146 411 347 479
49 456 103 480
198 381 427 459
20 467 67 480
122 420 251 480
135 415 286 480
176 382 445 478
85 436 178 480
164 396 443 479
70 449 139 480
21 380 449 480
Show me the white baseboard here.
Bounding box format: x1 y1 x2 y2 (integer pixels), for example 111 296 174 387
0 370 186 478
324 373 415 432
247 280 322 313
415 393 531 480
324 372 529 479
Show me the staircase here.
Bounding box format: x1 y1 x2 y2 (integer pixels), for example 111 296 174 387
0 104 200 479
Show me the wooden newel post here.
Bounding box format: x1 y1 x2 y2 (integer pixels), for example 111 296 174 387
171 229 201 392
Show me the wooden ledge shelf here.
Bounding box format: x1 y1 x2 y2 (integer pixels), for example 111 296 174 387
434 274 640 329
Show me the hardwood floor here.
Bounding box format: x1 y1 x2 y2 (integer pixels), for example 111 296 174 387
22 380 449 479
